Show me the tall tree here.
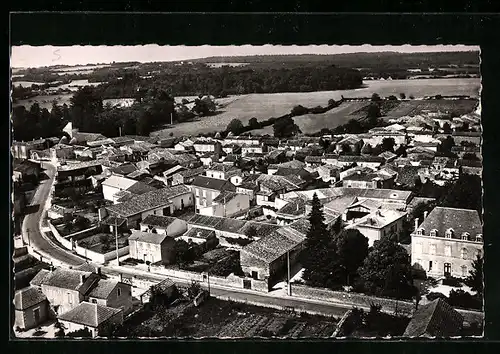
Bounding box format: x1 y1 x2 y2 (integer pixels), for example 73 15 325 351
333 229 369 286
273 116 300 139
302 193 334 287
69 86 104 131
226 119 244 135
381 137 396 152
440 173 482 213
465 255 483 295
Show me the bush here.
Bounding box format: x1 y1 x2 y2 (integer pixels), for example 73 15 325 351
225 237 253 247
291 105 309 116
426 292 448 301
448 289 482 310
442 276 463 288
66 327 92 338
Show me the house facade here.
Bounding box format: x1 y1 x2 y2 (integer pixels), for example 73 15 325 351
86 280 133 315
139 215 188 237
190 176 237 214
14 287 50 330
128 230 176 265
411 207 483 278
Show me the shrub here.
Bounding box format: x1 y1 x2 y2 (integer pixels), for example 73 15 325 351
225 237 252 247
442 276 463 288
66 327 92 338
448 289 482 310
426 292 448 301
187 280 202 300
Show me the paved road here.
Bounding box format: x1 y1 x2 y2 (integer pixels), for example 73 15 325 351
21 162 85 267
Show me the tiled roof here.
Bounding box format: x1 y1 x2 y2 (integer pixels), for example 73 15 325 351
338 155 385 163
14 286 47 310
417 207 482 240
338 187 412 202
238 222 282 239
182 227 215 240
126 181 158 195
111 136 135 144
37 268 100 293
73 132 107 143
177 166 206 178
106 185 191 217
58 302 122 328
304 155 323 163
277 198 307 216
57 160 102 172
395 166 422 187
191 176 236 191
268 160 306 170
163 165 187 177
101 215 127 227
403 299 464 337
185 214 246 233
337 136 363 145
207 162 240 174
141 215 178 229
126 169 151 179
13 160 40 174
351 209 407 229
87 279 120 299
213 191 239 204
378 151 398 160
129 230 169 245
256 174 303 192
242 227 306 264
109 163 138 176
30 269 51 287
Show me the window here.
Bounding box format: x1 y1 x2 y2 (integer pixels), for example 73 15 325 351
461 265 468 277
445 245 452 257
461 248 468 260
67 293 73 304
430 229 438 237
415 242 423 254
445 228 454 238
195 188 199 196
429 260 433 271
461 232 470 241
430 244 437 255
91 299 97 304
476 234 483 242
117 288 122 297
416 228 424 236
202 190 206 198
202 200 207 207
237 202 240 208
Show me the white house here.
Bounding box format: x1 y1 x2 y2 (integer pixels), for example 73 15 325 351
101 175 139 203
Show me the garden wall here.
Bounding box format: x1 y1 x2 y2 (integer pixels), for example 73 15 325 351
48 221 72 250
291 284 415 316
74 244 130 264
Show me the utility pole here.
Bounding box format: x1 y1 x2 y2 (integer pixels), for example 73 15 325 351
287 250 291 296
170 112 173 125
114 218 120 266
207 272 211 296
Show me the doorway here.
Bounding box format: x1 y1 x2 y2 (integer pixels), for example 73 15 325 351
243 279 252 289
444 263 451 277
33 308 41 324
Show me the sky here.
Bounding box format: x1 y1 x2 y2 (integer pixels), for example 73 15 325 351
10 44 479 69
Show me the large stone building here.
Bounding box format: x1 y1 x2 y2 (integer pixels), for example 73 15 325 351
411 207 483 278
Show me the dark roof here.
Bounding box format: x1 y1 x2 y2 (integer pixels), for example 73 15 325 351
36 268 100 293
110 163 138 176
417 207 482 240
74 132 107 143
87 279 121 299
111 136 135 144
14 286 47 310
129 230 169 244
106 185 190 217
30 269 51 287
304 155 323 163
126 181 158 195
277 198 307 216
101 216 127 227
185 214 246 233
238 222 282 239
183 227 215 240
13 160 40 174
213 191 239 204
58 302 122 328
141 215 178 229
207 162 240 174
403 299 464 337
458 159 483 168
338 155 385 163
176 166 206 179
191 176 236 191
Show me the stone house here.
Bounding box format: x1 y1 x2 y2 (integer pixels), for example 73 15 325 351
128 230 176 265
14 287 50 330
411 207 483 278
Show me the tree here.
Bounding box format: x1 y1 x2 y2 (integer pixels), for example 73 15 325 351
367 103 381 126
395 144 407 157
244 225 258 240
328 99 337 107
226 119 244 135
465 255 483 295
399 93 406 100
302 193 335 287
361 143 373 155
371 93 382 102
69 86 104 131
387 95 398 101
409 94 415 99
273 116 300 139
357 234 415 300
381 137 396 152
291 105 309 116
333 229 369 286
187 280 202 299
66 327 93 338
439 136 455 154
440 174 482 212
443 122 452 134
174 240 195 268
462 153 480 161
248 117 259 129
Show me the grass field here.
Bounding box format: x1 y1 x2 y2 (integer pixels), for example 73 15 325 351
384 99 478 118
155 78 480 137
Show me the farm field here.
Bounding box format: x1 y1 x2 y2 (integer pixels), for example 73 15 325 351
13 94 73 111
161 298 338 338
155 78 480 137
384 99 479 118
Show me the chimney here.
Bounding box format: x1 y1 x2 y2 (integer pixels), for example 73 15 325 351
80 274 86 284
119 273 123 282
197 232 201 238
414 218 419 231
96 267 102 276
423 211 428 219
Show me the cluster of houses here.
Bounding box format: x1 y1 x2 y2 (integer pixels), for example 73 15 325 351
13 108 483 333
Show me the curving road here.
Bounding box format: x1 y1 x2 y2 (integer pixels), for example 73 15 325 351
21 161 85 267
